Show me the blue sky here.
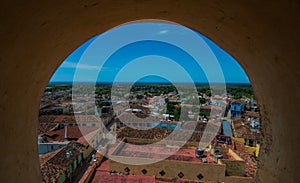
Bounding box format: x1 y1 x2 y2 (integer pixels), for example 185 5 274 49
50 22 249 84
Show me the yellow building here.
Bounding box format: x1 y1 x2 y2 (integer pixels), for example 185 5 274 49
232 118 261 157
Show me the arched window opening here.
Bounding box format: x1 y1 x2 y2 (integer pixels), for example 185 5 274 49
37 20 261 182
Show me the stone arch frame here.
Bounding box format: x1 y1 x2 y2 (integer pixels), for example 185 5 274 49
0 1 299 182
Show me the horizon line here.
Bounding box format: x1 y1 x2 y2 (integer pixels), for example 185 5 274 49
48 81 251 85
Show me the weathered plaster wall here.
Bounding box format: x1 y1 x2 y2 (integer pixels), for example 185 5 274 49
110 158 226 181
220 159 246 177
0 0 299 182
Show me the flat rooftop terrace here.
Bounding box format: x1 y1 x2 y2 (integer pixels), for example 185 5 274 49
112 143 234 164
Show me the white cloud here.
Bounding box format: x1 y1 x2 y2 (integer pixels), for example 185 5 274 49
61 61 100 70
158 30 169 35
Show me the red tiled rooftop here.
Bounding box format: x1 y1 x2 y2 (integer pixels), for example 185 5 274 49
39 115 57 123
181 122 207 131
113 143 234 163
232 118 261 140
40 115 110 124
96 157 110 171
77 128 101 145
243 111 260 118
40 142 86 182
38 123 58 135
117 126 205 142
117 112 161 123
231 100 243 104
43 126 99 141
61 115 76 123
233 142 257 177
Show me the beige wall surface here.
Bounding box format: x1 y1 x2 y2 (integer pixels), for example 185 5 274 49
110 158 226 181
220 159 246 176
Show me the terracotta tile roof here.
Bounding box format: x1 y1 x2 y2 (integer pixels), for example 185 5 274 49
39 115 57 123
43 126 99 141
112 102 128 112
243 111 260 119
233 142 257 177
231 99 244 104
232 118 261 140
116 112 161 123
181 122 207 131
40 160 64 182
52 115 104 124
54 115 72 123
38 123 59 135
100 113 112 119
40 142 86 183
39 148 62 166
77 129 100 146
75 115 102 122
40 115 111 125
117 127 204 142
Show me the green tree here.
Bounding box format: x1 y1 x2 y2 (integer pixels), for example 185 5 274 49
205 90 212 97
199 97 206 104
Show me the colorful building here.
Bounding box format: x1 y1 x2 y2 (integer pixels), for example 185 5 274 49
230 101 244 118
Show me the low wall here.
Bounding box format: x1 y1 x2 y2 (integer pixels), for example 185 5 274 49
219 149 245 176
110 157 226 182
220 159 245 176
223 176 253 183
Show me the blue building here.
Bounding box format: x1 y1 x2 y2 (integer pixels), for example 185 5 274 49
230 102 244 118
38 137 69 154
